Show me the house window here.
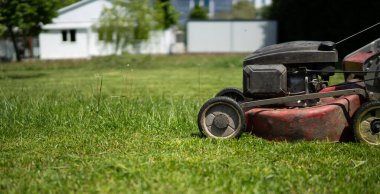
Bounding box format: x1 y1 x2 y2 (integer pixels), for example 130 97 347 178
70 30 76 42
62 30 67 42
62 30 76 42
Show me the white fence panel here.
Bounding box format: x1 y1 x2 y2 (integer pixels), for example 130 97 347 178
187 20 277 53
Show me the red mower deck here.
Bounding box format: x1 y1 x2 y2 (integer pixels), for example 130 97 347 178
245 90 363 142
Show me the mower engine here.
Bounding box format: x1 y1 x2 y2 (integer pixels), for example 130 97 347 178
243 41 337 106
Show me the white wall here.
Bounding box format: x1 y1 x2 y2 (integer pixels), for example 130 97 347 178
187 21 277 53
89 30 117 56
39 29 89 59
40 27 176 59
138 29 176 54
40 28 118 59
91 28 176 55
254 0 272 9
188 22 231 53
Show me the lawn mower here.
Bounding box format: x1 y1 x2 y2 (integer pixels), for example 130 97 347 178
198 29 380 145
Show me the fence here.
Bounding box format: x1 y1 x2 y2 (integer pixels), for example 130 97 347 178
187 20 277 53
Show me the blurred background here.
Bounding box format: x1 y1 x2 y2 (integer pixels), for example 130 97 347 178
0 0 379 62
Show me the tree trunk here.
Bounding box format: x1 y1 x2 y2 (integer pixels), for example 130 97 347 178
8 25 22 62
27 36 34 58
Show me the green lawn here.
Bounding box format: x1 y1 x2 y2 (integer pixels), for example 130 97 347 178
0 54 378 193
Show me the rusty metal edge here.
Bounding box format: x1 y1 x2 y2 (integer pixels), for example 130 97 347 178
240 88 367 110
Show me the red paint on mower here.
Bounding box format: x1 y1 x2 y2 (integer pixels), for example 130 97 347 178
245 87 363 142
344 52 374 64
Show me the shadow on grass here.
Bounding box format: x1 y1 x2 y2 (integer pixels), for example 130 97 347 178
190 132 205 139
1 73 46 80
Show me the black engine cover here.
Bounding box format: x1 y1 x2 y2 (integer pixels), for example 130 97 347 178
243 64 287 98
243 41 338 66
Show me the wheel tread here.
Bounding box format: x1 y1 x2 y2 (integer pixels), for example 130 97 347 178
352 101 380 146
198 96 245 139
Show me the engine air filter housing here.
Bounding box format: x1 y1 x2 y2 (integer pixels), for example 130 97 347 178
243 64 287 98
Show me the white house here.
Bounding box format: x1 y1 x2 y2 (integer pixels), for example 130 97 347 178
39 0 178 60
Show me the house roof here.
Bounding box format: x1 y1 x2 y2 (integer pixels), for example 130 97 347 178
43 0 112 30
58 0 111 15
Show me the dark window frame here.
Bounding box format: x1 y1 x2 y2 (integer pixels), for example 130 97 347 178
70 30 76 42
62 30 67 42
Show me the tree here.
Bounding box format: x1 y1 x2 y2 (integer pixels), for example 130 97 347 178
231 0 256 19
266 0 380 57
97 0 168 54
58 0 79 9
0 0 59 61
155 0 179 29
189 5 208 20
0 17 5 37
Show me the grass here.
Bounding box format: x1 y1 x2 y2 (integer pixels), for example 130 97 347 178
0 54 379 193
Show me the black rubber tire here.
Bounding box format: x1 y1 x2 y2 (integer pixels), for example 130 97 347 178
198 96 245 139
215 87 245 103
352 101 380 146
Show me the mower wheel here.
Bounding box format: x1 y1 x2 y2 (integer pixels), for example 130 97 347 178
353 101 380 146
215 87 245 103
198 96 245 139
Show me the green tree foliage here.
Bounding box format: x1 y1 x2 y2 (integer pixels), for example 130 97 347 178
0 0 59 61
58 0 80 9
259 5 271 19
155 0 179 29
0 26 4 36
0 16 5 36
97 0 176 54
189 5 208 20
266 0 380 57
231 0 256 19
